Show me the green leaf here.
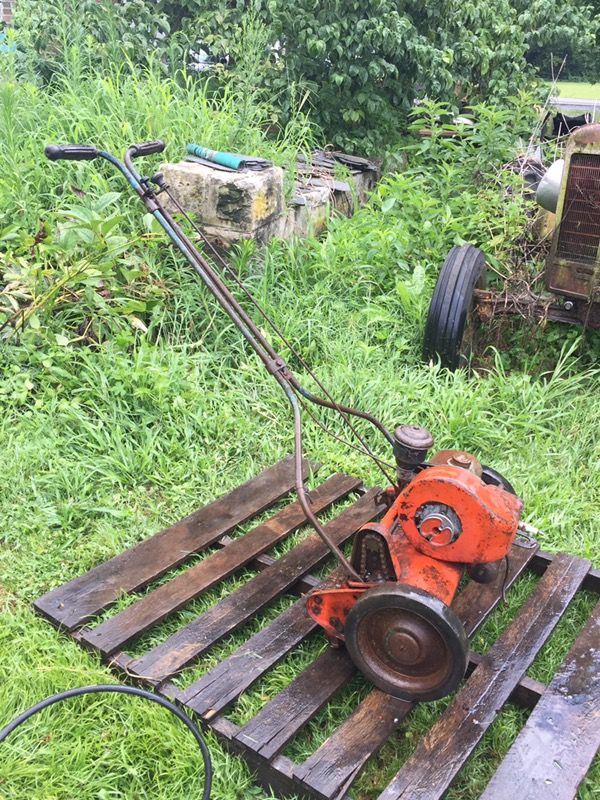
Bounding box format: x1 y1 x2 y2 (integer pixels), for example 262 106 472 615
94 192 122 212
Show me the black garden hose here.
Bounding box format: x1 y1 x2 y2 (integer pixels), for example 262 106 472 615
0 684 212 800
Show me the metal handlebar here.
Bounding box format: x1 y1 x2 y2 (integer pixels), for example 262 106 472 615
43 140 392 580
44 144 99 161
128 140 166 159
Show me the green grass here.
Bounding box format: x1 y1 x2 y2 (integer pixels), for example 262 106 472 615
1 18 599 800
1 333 599 799
552 80 600 100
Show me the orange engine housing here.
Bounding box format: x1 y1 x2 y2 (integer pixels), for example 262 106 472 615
306 462 523 641
397 465 523 564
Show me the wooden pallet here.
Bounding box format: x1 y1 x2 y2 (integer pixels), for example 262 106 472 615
34 457 600 800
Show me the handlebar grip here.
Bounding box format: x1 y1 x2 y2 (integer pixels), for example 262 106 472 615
45 144 99 161
129 140 166 158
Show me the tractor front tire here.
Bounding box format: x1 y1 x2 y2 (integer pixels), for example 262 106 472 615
423 244 486 370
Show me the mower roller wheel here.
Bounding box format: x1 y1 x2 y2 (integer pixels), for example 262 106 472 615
344 583 468 701
423 244 486 370
481 464 517 496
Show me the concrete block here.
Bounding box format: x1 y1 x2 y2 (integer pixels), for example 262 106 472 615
161 160 285 245
160 153 379 246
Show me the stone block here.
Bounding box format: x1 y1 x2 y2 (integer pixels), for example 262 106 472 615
160 160 285 245
160 152 379 246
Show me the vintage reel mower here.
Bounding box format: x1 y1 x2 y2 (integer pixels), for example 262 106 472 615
306 426 522 700
44 140 527 703
423 123 600 370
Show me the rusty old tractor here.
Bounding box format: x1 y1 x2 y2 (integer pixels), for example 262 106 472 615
423 123 600 370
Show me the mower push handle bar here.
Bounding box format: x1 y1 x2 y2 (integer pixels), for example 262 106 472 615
127 140 166 158
44 144 99 161
42 140 365 580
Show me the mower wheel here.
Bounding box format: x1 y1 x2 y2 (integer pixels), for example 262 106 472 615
481 465 517 496
344 583 468 702
423 244 486 370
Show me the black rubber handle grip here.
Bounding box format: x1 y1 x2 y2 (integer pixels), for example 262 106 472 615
45 144 99 161
129 140 166 158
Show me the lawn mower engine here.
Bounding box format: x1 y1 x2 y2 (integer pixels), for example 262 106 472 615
307 425 523 701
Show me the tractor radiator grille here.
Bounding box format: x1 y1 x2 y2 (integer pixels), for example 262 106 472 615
557 153 600 265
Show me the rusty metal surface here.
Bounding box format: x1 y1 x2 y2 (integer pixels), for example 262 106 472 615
345 583 468 700
473 287 600 329
545 124 600 301
430 449 483 477
556 154 600 266
290 541 542 800
571 123 600 146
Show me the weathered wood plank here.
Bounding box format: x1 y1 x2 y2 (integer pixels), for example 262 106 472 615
292 542 540 799
294 689 411 799
480 599 600 800
210 715 315 800
377 554 590 800
531 549 600 594
235 647 355 760
80 474 360 655
183 598 318 718
125 488 385 683
34 457 315 631
181 566 345 718
467 651 545 710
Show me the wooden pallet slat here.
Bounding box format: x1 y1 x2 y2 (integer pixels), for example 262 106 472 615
480 599 600 800
125 487 385 683
183 598 318 717
235 647 356 760
377 554 591 800
34 456 315 631
532 549 600 593
295 689 411 800
80 473 361 655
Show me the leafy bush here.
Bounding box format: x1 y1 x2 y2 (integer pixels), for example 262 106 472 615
526 0 600 80
11 0 173 81
144 1 596 149
11 0 597 150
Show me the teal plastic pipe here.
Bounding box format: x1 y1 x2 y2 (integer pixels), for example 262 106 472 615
186 144 243 170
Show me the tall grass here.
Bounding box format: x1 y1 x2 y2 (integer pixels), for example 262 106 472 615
0 9 315 344
0 59 314 227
